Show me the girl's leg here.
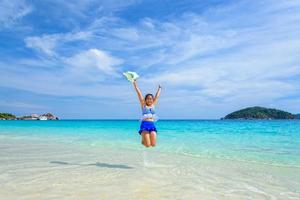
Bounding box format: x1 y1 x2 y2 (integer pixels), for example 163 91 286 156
141 132 144 145
141 136 146 145
141 131 151 147
150 131 157 147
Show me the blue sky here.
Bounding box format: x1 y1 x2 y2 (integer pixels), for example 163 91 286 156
0 0 300 119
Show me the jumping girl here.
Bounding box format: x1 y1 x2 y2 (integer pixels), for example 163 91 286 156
133 80 162 147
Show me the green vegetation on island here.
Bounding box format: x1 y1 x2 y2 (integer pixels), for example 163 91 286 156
222 106 299 120
0 113 16 120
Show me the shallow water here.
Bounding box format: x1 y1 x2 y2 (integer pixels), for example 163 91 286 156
0 120 300 199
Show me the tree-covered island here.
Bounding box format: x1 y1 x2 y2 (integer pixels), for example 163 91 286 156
222 106 299 120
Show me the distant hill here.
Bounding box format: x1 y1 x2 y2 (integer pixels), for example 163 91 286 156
222 106 299 120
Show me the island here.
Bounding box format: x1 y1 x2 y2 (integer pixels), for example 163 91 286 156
221 106 299 120
0 113 16 120
0 113 59 120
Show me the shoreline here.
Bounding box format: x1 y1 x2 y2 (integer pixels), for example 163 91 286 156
2 134 300 169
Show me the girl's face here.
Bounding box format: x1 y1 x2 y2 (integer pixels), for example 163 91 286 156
145 95 154 106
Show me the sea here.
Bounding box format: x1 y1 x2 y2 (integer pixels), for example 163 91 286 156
0 120 299 199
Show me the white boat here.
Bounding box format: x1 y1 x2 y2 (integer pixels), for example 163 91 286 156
38 116 47 120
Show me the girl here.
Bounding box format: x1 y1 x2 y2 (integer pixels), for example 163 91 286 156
133 80 162 147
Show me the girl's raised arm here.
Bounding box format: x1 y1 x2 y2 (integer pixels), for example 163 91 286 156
153 85 162 105
133 80 144 108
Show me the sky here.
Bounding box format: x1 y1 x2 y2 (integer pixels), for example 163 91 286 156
0 0 300 119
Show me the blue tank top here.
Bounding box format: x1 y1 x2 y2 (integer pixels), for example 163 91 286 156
142 105 155 115
141 105 158 121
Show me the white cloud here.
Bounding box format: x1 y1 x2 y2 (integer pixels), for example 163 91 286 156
25 31 92 56
25 34 58 56
111 28 140 41
64 48 123 75
0 0 32 28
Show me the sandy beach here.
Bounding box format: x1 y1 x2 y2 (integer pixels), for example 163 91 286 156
1 135 299 200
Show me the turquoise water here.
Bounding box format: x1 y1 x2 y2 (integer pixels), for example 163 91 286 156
1 120 300 167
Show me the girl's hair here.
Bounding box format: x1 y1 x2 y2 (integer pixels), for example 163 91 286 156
144 93 154 100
